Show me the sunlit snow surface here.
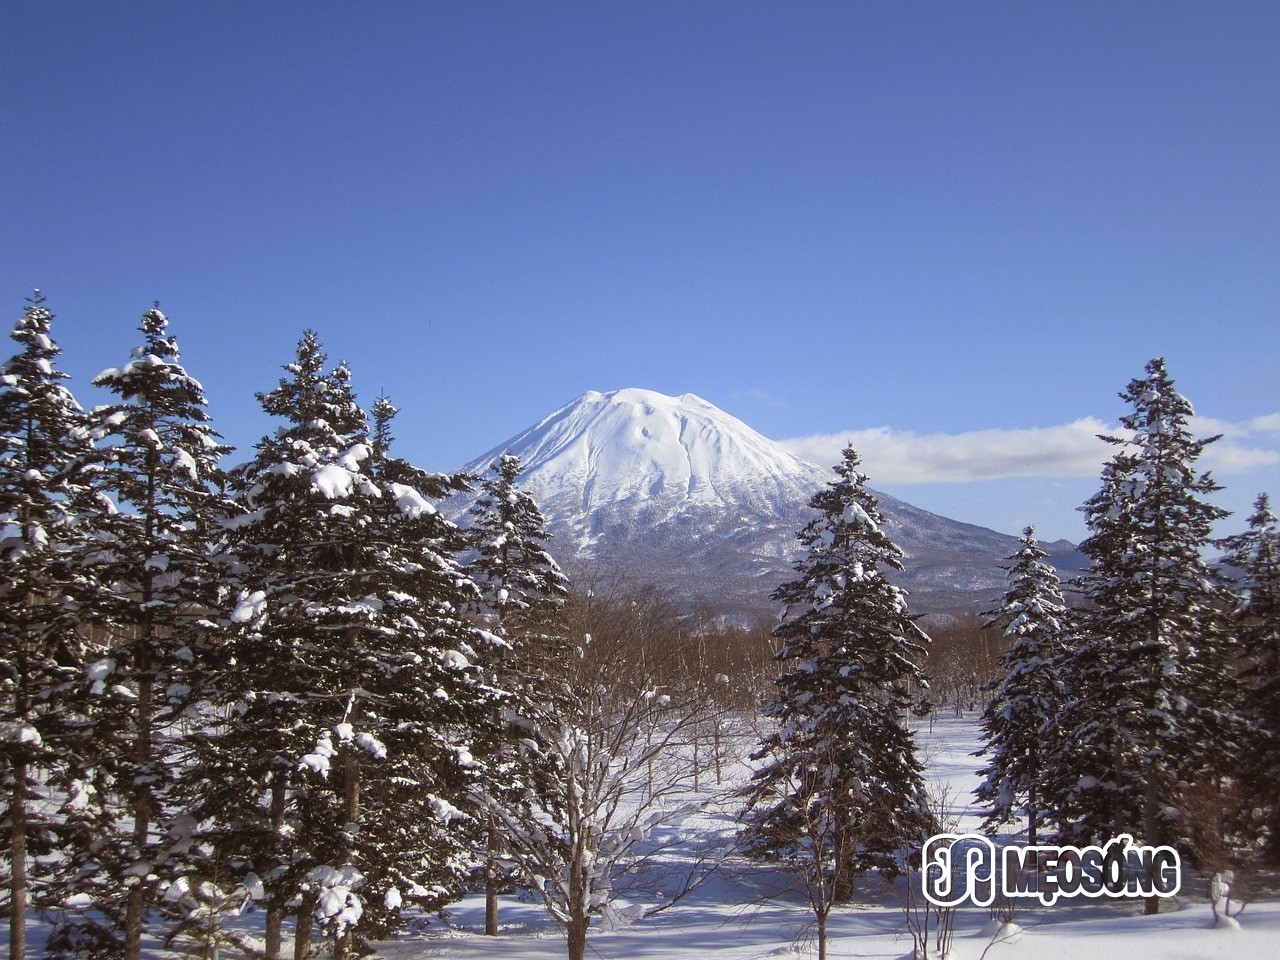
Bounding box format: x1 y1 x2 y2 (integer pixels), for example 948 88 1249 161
10 717 1277 957
376 716 1280 959
461 387 831 531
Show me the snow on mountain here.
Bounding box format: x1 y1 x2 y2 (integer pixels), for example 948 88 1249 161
452 388 1084 617
460 388 828 546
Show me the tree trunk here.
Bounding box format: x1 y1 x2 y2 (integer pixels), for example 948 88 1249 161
831 822 853 903
264 902 283 960
1268 804 1280 866
265 779 287 960
294 894 315 960
125 460 161 960
1111 734 1126 837
832 864 853 903
10 757 27 960
816 910 827 960
125 881 145 958
1027 747 1038 847
566 915 589 960
566 837 589 960
334 928 351 960
692 716 700 792
1143 746 1160 915
336 748 362 951
485 814 500 935
713 717 723 785
125 667 155 960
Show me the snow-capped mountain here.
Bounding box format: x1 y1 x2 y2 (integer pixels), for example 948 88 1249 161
452 388 1083 617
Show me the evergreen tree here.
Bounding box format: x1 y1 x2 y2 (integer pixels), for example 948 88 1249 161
181 331 340 960
60 305 233 958
465 452 569 935
0 294 99 960
468 453 569 634
357 394 502 945
974 526 1070 844
1056 359 1236 904
1218 493 1280 858
742 444 931 917
201 335 494 958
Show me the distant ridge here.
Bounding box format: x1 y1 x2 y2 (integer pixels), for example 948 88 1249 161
450 388 1085 617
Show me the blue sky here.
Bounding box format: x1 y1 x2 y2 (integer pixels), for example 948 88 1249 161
3 1 1277 542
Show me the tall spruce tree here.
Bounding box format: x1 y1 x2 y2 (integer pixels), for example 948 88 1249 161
974 526 1070 844
742 445 931 924
358 394 503 945
468 453 569 636
1218 493 1280 858
58 306 234 958
465 452 569 936
203 335 494 959
181 332 347 960
0 294 100 960
1057 359 1235 908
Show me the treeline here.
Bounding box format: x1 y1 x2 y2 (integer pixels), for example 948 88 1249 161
972 366 1280 898
733 360 1279 960
0 295 763 960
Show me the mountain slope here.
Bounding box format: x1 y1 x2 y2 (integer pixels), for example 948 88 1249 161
451 388 1083 617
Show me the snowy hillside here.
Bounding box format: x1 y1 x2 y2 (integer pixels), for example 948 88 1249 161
460 388 830 545
450 389 1084 616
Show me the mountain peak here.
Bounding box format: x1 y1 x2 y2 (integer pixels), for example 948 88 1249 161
449 389 1084 616
601 387 712 408
463 388 827 524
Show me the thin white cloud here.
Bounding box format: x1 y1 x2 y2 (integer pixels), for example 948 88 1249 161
1249 413 1280 435
1190 414 1280 473
728 388 787 408
779 413 1280 484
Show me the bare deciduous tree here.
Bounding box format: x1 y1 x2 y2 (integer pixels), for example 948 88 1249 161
474 582 731 960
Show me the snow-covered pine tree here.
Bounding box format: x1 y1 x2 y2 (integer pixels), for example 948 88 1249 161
0 294 100 960
59 305 234 959
203 335 494 959
179 332 330 960
357 394 502 944
1218 493 1280 859
1057 359 1236 906
464 452 570 935
974 526 1070 844
742 444 931 915
468 453 570 636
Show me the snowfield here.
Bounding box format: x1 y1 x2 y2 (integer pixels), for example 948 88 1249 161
368 716 1280 960
8 717 1277 959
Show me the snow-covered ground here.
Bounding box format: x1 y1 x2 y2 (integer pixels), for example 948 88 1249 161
373 715 1280 960
9 716 1276 959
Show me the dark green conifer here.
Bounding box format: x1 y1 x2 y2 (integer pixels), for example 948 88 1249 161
0 294 98 960
1056 360 1236 911
1219 493 1280 858
203 335 494 958
465 452 569 935
61 305 233 958
742 445 931 913
974 526 1071 844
